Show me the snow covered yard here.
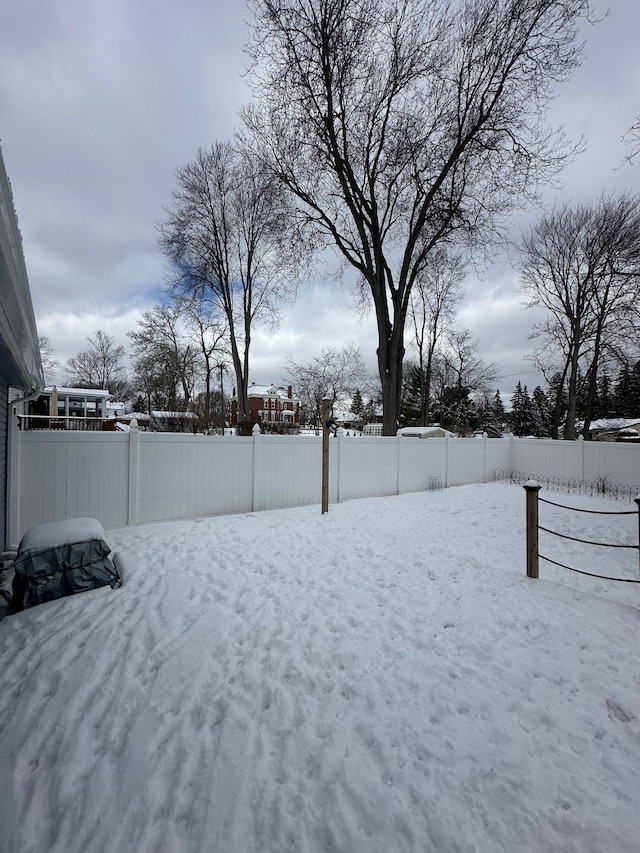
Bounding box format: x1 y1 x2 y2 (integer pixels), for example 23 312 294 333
1 483 639 853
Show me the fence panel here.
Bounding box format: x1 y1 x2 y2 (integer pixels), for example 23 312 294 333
447 439 485 486
511 438 640 488
485 439 512 480
583 441 640 490
337 437 400 502
10 428 640 543
397 438 447 494
252 435 323 512
17 432 129 533
135 434 255 524
511 439 584 481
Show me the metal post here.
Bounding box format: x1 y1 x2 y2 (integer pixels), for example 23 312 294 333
321 397 331 514
524 480 542 579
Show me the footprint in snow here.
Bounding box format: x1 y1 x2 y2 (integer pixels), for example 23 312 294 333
606 698 636 724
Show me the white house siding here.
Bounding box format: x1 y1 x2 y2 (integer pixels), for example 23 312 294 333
0 380 7 551
1 146 44 549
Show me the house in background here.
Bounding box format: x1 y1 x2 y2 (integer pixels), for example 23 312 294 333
229 383 300 430
0 144 44 551
19 385 111 430
397 425 457 439
150 410 198 433
587 418 640 442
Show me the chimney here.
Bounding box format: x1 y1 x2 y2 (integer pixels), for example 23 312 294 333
288 385 292 399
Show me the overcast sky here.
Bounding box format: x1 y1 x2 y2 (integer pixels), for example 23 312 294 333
2 0 639 401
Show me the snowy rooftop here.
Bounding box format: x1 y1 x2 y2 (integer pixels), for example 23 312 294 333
588 418 640 430
397 425 457 438
43 385 111 398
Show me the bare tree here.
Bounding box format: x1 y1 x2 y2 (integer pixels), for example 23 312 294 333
243 0 592 433
425 329 498 432
622 116 640 165
182 296 228 430
408 249 465 425
65 330 129 398
433 326 498 400
520 193 640 439
285 345 369 426
128 304 198 412
38 335 59 385
158 142 300 424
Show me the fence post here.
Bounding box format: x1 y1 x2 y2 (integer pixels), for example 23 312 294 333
252 423 261 513
635 495 640 576
321 397 331 514
524 480 541 579
127 419 139 526
444 437 450 489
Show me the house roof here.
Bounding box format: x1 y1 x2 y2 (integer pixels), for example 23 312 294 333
44 385 111 399
231 383 299 403
151 411 197 419
0 145 43 393
588 418 640 431
397 426 456 439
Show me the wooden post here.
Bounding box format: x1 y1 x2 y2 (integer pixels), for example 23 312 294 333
321 397 331 514
635 495 640 576
524 480 541 579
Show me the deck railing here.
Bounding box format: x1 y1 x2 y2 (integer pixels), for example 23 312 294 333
17 415 109 431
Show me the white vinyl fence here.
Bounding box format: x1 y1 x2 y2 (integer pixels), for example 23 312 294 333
8 423 640 544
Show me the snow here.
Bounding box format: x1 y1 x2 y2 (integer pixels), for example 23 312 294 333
397 426 457 438
588 418 640 431
1 483 639 853
16 518 109 556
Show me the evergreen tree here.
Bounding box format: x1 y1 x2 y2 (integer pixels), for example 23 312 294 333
574 368 588 422
475 395 490 435
351 388 364 416
132 393 148 414
594 372 614 419
531 386 551 437
509 383 535 436
399 363 424 426
432 385 475 433
477 390 505 437
546 372 568 439
490 391 506 435
613 364 632 416
362 397 380 424
626 361 640 416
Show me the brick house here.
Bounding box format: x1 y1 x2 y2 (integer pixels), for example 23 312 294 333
229 383 300 428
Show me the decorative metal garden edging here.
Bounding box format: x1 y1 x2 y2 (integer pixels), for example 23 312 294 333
523 481 640 583
496 469 640 501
